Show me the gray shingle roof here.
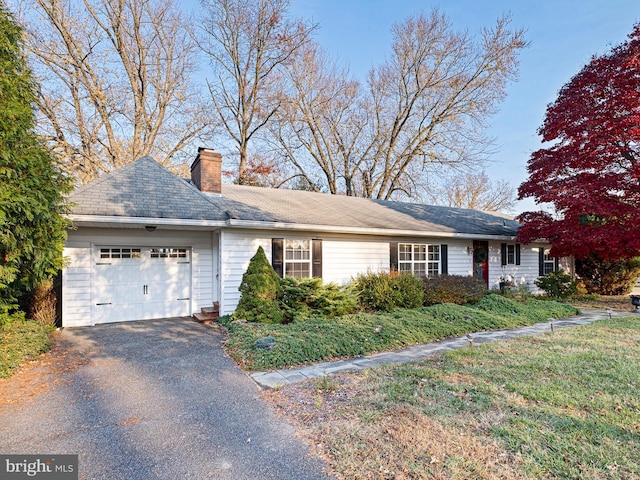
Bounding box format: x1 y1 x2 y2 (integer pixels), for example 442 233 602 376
69 156 519 236
68 156 227 221
214 185 518 236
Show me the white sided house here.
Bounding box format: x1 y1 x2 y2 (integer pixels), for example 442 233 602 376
61 149 558 327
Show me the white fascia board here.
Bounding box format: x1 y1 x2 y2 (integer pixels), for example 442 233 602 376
225 219 518 241
66 214 227 228
66 215 519 241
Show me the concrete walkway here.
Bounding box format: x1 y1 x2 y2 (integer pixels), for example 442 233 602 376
251 308 636 389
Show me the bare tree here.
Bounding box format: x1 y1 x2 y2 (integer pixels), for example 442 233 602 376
424 171 516 211
269 41 369 195
197 0 315 183
272 9 527 200
18 0 210 183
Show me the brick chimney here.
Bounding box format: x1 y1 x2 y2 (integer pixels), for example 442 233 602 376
191 148 222 194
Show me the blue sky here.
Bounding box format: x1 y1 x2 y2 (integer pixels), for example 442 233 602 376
285 0 640 212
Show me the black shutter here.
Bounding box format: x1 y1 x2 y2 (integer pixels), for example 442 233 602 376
440 244 448 275
501 243 507 266
390 242 398 271
539 248 545 276
272 238 284 278
312 239 322 278
554 257 560 272
515 244 521 266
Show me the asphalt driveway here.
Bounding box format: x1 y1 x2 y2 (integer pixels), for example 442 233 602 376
0 318 333 479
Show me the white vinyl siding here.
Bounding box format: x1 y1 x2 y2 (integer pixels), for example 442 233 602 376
493 242 546 293
61 243 93 327
322 238 389 285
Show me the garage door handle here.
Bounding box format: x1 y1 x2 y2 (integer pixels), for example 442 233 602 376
143 285 148 295
96 303 112 306
177 298 190 301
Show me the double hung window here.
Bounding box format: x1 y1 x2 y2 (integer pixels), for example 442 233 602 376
398 243 440 277
284 239 311 278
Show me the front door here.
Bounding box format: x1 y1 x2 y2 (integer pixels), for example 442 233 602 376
473 241 489 286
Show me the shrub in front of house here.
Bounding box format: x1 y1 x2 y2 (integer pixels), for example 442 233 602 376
534 271 578 298
422 274 487 306
576 254 640 295
280 277 359 322
233 246 284 324
354 271 424 312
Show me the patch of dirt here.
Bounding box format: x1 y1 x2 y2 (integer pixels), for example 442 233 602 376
0 331 88 413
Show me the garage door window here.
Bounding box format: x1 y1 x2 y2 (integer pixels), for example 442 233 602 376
150 248 188 258
100 247 141 259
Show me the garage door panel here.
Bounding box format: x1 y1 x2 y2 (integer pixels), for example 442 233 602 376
94 283 145 304
95 264 143 284
94 303 144 324
92 246 191 324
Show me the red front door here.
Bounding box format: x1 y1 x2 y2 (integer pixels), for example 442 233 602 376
473 241 489 286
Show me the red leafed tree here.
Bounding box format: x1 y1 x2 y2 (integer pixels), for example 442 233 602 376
517 24 640 260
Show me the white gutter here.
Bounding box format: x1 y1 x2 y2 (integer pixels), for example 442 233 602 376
66 214 227 228
226 219 517 240
66 215 518 241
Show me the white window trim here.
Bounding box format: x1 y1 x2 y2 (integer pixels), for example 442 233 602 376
543 251 556 275
398 243 440 277
284 239 312 278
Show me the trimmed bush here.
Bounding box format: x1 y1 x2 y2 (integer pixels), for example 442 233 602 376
576 254 640 295
423 274 487 306
280 277 359 322
354 271 423 312
233 246 284 324
535 271 578 298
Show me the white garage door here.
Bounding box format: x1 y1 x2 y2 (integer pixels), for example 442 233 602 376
92 247 191 324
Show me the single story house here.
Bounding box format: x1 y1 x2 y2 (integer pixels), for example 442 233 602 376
61 148 558 327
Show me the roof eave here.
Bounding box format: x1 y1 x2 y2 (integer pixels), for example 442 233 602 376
65 215 519 240
225 219 519 241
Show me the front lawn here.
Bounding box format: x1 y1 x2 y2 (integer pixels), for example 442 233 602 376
221 294 579 371
265 317 640 480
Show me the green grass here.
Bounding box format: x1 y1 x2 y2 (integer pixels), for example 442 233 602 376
273 317 640 480
221 294 579 371
362 318 640 479
0 320 52 378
